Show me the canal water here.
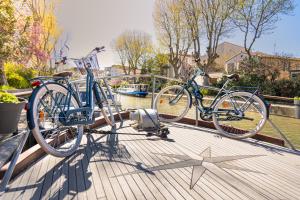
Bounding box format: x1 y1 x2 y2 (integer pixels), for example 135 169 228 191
116 94 197 119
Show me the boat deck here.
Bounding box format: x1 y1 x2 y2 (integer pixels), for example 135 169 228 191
2 121 300 200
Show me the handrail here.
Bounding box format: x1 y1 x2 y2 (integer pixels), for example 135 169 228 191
9 74 297 103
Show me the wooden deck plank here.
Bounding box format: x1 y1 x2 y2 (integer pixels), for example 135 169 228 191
120 130 194 200
40 153 57 200
169 124 300 199
50 157 64 200
30 151 52 200
120 126 186 200
89 136 117 200
125 128 235 200
75 149 88 200
92 134 127 200
142 133 242 200
67 148 78 200
121 130 208 200
20 158 43 200
80 136 101 200
84 134 107 200
116 126 174 200
2 168 27 200
169 125 274 198
58 156 69 200
148 132 250 200
110 142 154 200
178 127 300 187
2 120 300 200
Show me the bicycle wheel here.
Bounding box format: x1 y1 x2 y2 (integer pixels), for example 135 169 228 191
93 82 115 127
154 85 191 122
212 91 267 139
30 83 83 157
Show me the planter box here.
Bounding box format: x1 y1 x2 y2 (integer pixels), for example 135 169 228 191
0 99 26 134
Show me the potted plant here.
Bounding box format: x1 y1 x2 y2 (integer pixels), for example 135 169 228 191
294 97 300 119
0 91 26 135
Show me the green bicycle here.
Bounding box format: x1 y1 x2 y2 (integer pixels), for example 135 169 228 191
154 68 268 139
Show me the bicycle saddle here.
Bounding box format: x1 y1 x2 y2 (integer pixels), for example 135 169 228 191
53 71 73 78
226 74 239 81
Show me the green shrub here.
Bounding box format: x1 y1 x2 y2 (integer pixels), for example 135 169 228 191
7 73 29 89
214 74 300 98
0 85 15 91
0 91 19 103
4 62 37 89
294 97 300 100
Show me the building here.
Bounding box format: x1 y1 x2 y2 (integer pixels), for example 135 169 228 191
225 52 300 80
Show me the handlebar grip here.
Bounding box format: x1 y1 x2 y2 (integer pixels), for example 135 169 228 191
95 46 105 52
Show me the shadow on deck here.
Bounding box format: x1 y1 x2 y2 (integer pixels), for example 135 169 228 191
1 121 300 200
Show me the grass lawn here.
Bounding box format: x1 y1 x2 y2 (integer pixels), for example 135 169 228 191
260 115 300 149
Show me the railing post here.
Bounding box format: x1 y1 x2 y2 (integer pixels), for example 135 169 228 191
294 99 300 119
267 119 296 151
151 75 156 109
195 108 199 126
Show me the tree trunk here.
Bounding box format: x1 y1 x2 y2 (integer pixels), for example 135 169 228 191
0 59 8 86
174 66 179 79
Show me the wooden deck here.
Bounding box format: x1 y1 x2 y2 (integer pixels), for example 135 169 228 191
2 121 300 200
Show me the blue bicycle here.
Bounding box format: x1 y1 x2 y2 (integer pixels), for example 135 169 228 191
27 47 116 157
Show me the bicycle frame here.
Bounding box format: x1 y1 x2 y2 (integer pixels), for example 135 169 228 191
28 53 110 128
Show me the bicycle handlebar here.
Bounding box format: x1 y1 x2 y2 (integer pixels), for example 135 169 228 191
56 46 105 64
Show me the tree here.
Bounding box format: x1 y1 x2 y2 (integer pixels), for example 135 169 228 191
182 0 202 66
113 30 153 75
25 0 61 75
11 0 61 75
140 52 169 75
199 0 237 72
233 0 295 57
0 0 15 85
153 0 192 78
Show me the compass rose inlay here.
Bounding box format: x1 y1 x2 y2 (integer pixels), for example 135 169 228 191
120 147 264 189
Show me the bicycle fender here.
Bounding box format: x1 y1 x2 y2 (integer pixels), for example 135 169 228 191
26 86 40 130
26 82 69 130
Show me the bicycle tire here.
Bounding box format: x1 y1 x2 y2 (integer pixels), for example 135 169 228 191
29 83 83 157
212 91 267 139
154 85 191 122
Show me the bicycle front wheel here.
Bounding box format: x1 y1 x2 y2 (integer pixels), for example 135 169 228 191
154 85 191 122
212 91 267 139
29 83 83 157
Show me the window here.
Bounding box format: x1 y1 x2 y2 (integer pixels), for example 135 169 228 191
291 72 300 80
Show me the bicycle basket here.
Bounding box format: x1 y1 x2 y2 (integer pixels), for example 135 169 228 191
73 54 100 75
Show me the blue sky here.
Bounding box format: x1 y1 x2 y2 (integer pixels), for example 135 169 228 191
56 0 300 67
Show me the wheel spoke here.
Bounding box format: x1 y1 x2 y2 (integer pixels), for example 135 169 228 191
213 92 267 139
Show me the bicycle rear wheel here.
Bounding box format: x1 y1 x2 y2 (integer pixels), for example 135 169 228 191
29 83 83 157
154 85 191 122
212 91 267 139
